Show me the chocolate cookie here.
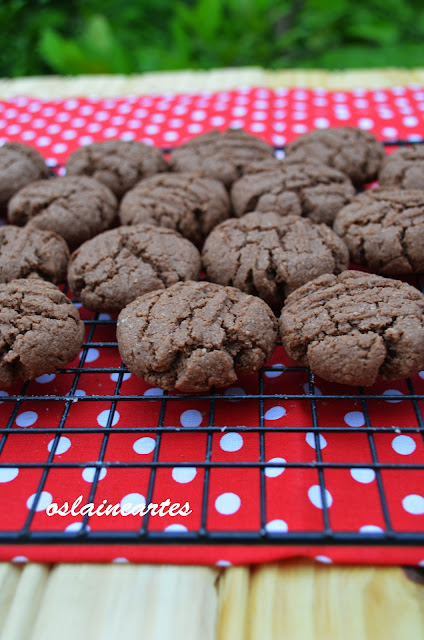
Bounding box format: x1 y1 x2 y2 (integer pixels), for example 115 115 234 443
8 176 117 250
65 140 167 199
285 127 384 186
117 280 278 392
203 213 349 310
0 142 49 209
231 162 355 225
379 145 424 190
120 173 230 244
68 224 201 313
279 271 424 386
0 225 69 284
0 278 85 386
334 188 424 274
169 129 275 187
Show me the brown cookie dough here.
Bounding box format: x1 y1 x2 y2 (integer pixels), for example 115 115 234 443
117 280 278 392
68 224 201 313
120 173 230 244
65 140 167 199
8 176 117 250
231 162 355 225
379 145 424 190
0 225 69 284
0 278 85 386
285 127 384 186
334 188 424 274
279 270 424 386
169 129 274 187
203 213 348 310
0 142 49 209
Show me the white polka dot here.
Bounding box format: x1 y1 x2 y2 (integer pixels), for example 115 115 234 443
82 467 107 483
110 115 125 126
344 411 365 427
143 387 164 397
120 492 145 511
0 467 19 483
354 99 368 108
292 123 308 134
264 406 286 420
164 524 188 533
215 492 241 515
145 124 159 135
55 112 71 122
359 525 384 534
403 116 418 127
163 131 179 142
81 348 100 363
180 409 203 427
358 118 374 130
21 131 36 141
79 135 94 146
47 436 71 455
379 110 395 120
392 435 417 456
250 122 266 133
272 122 286 132
46 124 61 135
28 102 42 112
104 127 118 138
216 559 232 567
305 432 327 449
313 97 327 107
97 409 120 427
71 117 85 128
407 134 423 142
275 149 285 159
314 117 329 128
220 432 243 452
419 371 424 379
172 467 197 483
229 120 244 129
120 131 136 141
112 557 129 563
74 389 86 397
110 372 131 382
187 123 203 134
0 390 8 404
350 468 375 484
293 111 307 121
16 411 38 427
94 111 109 121
224 386 245 401
273 110 286 119
265 519 288 533
12 556 28 563
264 364 283 378
308 485 333 509
169 118 184 128
382 389 403 403
35 373 56 384
87 122 101 133
272 135 286 145
64 99 79 110
62 130 77 140
418 559 424 567
382 127 398 138
265 457 286 478
36 136 51 147
315 555 333 564
191 110 207 121
302 383 322 396
141 138 154 146
210 116 225 127
27 491 53 512
52 143 68 154
173 105 187 116
79 105 94 116
6 124 21 135
402 494 424 515
65 522 88 533
133 437 156 455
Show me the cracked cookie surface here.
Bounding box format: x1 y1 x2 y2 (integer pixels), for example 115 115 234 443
379 145 424 190
0 278 84 386
169 129 274 187
231 162 355 225
334 188 424 274
120 173 230 244
284 127 384 186
279 270 424 386
8 176 117 250
68 224 201 313
0 142 49 209
203 212 349 310
0 225 69 284
117 280 278 391
65 140 168 199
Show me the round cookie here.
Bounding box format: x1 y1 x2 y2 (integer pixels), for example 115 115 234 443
231 162 355 225
117 280 278 392
68 224 202 313
0 225 69 284
8 176 117 250
0 142 49 209
379 145 424 190
285 127 384 186
279 270 424 387
202 212 349 310
334 188 424 274
0 278 85 386
169 129 275 187
120 173 230 244
65 140 167 199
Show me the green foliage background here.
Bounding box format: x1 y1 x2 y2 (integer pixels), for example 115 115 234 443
2 0 424 77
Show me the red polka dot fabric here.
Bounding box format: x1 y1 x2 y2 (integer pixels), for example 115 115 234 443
0 86 424 566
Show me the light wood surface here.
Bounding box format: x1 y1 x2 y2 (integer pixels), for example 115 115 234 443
0 563 423 639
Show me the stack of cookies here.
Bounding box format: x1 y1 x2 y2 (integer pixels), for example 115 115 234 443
0 127 423 391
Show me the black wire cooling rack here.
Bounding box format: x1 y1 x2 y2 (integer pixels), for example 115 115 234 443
0 139 423 548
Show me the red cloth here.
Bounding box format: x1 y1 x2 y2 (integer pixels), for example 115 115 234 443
0 86 423 566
